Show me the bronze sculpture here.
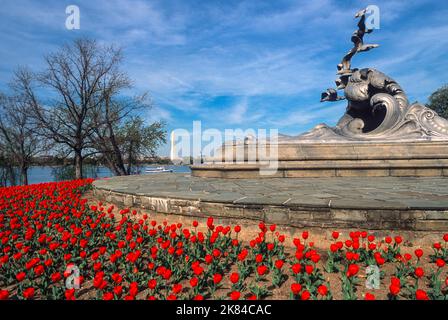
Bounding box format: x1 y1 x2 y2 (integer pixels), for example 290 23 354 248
316 7 448 140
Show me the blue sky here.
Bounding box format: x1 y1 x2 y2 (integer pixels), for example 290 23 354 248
1 0 447 155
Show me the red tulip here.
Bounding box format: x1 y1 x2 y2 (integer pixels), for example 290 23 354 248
230 291 240 300
414 267 424 278
257 265 268 276
213 273 223 285
291 283 302 295
301 290 310 300
317 285 328 296
305 265 314 274
415 289 429 300
364 293 375 300
16 271 26 282
275 260 284 269
230 272 239 284
114 286 123 297
346 264 359 277
415 249 423 259
51 272 62 283
23 287 35 300
389 284 400 296
103 292 114 300
172 284 182 294
436 258 446 268
0 289 9 300
65 288 76 300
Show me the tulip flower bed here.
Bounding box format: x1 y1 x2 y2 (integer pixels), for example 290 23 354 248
1 179 448 300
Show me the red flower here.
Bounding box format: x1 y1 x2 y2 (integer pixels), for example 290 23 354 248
230 291 241 300
415 289 429 300
302 231 309 240
172 284 182 294
291 283 302 295
193 294 204 300
415 249 423 259
346 264 359 277
234 225 241 233
111 273 123 284
51 272 62 283
23 287 35 300
186 277 198 288
292 263 301 274
34 265 44 276
204 254 213 264
436 258 446 268
103 292 114 300
148 279 157 290
213 273 223 285
230 273 240 284
317 285 328 296
206 217 214 230
394 236 403 244
113 286 123 297
193 265 204 276
364 293 375 300
414 267 424 278
332 231 339 239
0 289 9 300
129 282 139 297
301 290 310 300
310 253 320 264
389 284 400 296
305 265 314 275
257 265 268 276
275 260 284 269
65 289 75 300
391 277 401 287
16 271 26 282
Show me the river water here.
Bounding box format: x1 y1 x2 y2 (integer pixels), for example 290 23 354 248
25 165 191 185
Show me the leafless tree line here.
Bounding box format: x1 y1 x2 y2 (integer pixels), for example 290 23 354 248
0 38 166 185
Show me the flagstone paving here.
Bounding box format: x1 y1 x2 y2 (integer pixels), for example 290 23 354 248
93 173 448 210
93 174 448 231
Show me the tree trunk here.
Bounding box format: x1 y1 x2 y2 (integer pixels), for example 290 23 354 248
21 166 28 185
74 150 83 179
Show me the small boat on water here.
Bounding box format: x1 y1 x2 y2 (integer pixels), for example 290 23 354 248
144 166 173 173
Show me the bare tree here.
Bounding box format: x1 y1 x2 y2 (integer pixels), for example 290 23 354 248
13 38 128 179
90 94 166 175
0 92 46 185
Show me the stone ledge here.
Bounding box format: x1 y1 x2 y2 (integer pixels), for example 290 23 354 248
93 187 448 232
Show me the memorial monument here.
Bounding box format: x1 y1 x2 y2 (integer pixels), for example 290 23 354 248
191 8 448 178
94 7 448 232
